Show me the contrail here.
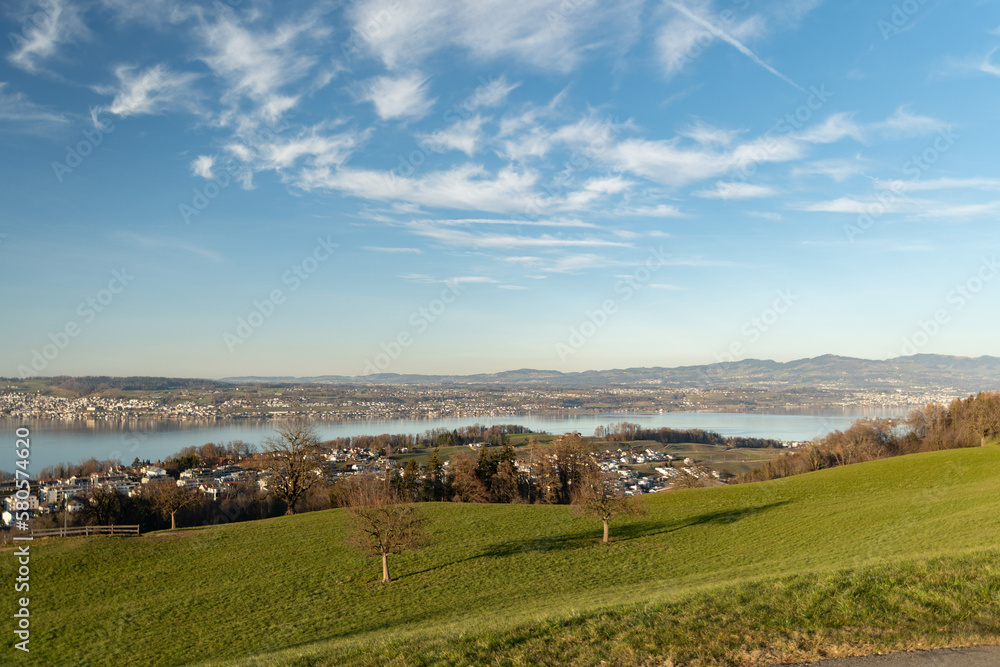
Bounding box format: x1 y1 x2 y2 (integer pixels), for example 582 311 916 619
671 2 806 93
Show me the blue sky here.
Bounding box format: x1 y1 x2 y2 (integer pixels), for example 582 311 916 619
2 0 999 378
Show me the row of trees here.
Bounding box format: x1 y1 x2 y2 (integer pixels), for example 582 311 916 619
737 392 1000 483
322 424 533 456
164 440 258 471
387 434 619 506
595 422 782 449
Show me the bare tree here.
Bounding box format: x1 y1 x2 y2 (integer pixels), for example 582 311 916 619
971 392 1000 446
82 486 128 525
449 452 489 503
337 475 427 584
145 480 202 530
259 421 327 515
572 465 644 544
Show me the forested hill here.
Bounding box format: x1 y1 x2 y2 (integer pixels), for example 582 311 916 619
224 354 1000 393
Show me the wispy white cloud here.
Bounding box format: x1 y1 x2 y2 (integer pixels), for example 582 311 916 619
596 133 803 187
981 47 1000 77
693 181 777 199
615 204 685 218
400 273 495 285
347 0 642 73
399 273 435 284
798 197 892 214
418 115 484 155
220 124 368 182
405 222 636 250
503 252 623 273
747 210 783 221
296 163 542 213
793 113 863 143
191 155 214 179
679 120 741 147
8 0 89 72
870 107 945 138
363 246 423 253
256 127 364 170
0 82 69 129
466 75 519 109
425 217 598 228
798 194 1000 220
361 72 435 120
447 275 498 285
117 231 225 263
791 108 944 145
562 175 636 209
99 0 197 26
792 158 866 182
874 177 1000 193
95 64 202 118
198 12 328 126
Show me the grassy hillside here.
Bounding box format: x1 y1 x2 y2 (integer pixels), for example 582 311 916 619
5 447 1000 666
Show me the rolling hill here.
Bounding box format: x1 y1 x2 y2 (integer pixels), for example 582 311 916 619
5 446 1000 665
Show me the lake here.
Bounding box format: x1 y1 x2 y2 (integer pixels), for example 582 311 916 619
0 406 909 473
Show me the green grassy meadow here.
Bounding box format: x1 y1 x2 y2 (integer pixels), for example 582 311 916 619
5 446 1000 665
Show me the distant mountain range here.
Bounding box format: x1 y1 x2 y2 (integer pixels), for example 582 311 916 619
222 354 1000 393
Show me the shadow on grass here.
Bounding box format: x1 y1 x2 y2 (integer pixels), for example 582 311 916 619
405 500 792 576
613 500 792 542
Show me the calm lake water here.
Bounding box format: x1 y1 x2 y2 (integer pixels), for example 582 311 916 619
1 407 909 473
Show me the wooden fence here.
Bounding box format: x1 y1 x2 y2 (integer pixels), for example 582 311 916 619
31 525 140 538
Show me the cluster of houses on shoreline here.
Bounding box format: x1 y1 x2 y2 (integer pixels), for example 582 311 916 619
0 463 269 526
1 440 728 527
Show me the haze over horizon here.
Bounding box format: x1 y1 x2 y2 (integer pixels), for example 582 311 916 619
3 0 999 378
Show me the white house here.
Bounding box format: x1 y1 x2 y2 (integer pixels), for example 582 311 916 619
66 498 85 513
